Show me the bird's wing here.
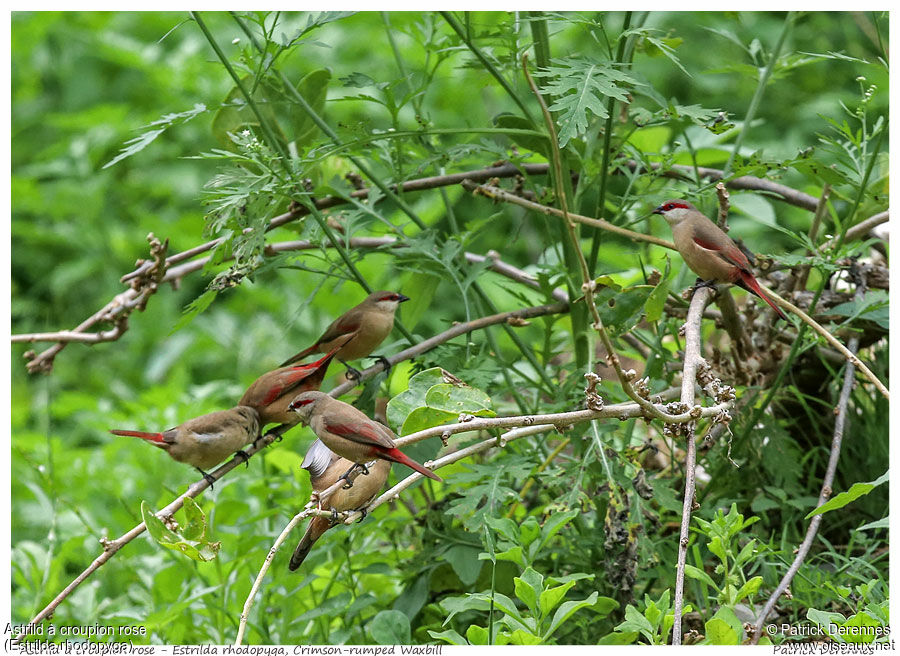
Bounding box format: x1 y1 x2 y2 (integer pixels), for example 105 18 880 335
316 312 362 346
691 222 752 271
323 417 396 449
302 438 340 477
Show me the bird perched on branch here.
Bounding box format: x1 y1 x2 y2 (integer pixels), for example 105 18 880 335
652 199 788 320
110 406 260 481
239 345 343 429
289 391 442 482
280 290 410 377
289 439 390 571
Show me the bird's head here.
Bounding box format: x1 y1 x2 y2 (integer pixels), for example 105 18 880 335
288 391 330 422
365 290 410 314
652 200 697 226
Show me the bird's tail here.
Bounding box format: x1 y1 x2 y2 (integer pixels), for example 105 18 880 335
736 272 788 321
380 448 442 482
288 516 331 571
280 344 318 368
110 429 167 445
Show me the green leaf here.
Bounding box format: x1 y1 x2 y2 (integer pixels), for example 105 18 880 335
683 564 717 588
514 570 541 615
599 631 639 644
493 113 549 157
616 604 655 642
465 625 489 645
534 57 639 147
537 509 580 552
140 500 220 563
424 383 495 418
369 609 411 644
544 592 599 641
428 629 467 646
442 544 483 586
644 274 670 323
807 471 889 518
856 516 888 532
508 629 542 645
734 576 763 604
539 580 576 618
703 618 739 645
171 289 218 334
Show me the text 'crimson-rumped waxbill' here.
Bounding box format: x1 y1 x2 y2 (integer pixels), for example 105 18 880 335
653 199 787 320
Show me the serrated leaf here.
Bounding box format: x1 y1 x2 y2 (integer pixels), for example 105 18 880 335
534 58 638 147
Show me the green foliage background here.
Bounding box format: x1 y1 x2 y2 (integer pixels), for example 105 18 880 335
12 11 888 645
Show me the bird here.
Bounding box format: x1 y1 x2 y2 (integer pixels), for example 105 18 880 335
652 199 788 320
239 344 344 429
288 439 390 571
110 406 260 481
288 391 442 482
280 290 410 377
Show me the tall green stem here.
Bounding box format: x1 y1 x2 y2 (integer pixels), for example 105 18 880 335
723 12 795 176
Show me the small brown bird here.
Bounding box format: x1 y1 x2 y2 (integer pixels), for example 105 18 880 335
289 391 442 482
289 439 390 571
281 290 410 375
239 345 343 429
110 406 260 480
653 199 787 320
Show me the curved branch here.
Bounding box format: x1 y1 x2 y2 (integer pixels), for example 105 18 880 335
761 283 889 400
750 276 868 644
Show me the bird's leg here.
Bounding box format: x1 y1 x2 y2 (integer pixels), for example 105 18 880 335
329 508 339 525
358 462 370 476
356 507 368 524
340 359 362 381
233 450 251 467
691 278 719 293
339 463 359 489
196 468 216 488
370 354 392 373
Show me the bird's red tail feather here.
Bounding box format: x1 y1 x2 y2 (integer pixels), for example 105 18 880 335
737 271 788 321
110 429 166 444
379 447 442 482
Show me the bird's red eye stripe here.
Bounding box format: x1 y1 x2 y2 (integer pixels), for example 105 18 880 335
294 399 314 407
665 202 689 210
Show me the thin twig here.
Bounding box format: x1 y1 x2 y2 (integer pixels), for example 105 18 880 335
672 286 713 645
462 179 676 251
20 425 287 632
760 283 888 399
749 276 867 644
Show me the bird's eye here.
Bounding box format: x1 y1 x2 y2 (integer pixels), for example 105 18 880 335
664 203 674 210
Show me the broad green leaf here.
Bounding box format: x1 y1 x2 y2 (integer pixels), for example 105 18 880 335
703 617 739 645
544 592 599 641
683 564 717 588
465 625 489 645
539 580 576 618
508 629 543 645
807 471 889 518
734 576 763 604
514 573 540 615
369 609 411 645
442 544 483 586
493 113 548 157
425 383 495 418
428 629 467 646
